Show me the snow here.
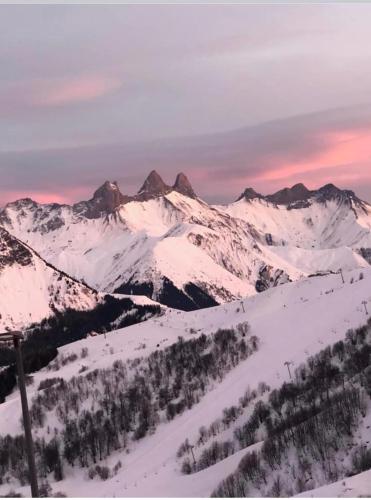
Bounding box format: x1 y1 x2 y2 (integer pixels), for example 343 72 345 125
1 187 371 496
222 197 371 250
1 268 371 497
296 469 371 497
0 229 99 330
3 189 370 308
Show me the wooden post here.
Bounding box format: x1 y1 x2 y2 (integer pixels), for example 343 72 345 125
13 337 39 498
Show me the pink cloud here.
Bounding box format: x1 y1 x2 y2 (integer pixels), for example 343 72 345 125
32 76 122 106
1 185 91 206
244 128 371 192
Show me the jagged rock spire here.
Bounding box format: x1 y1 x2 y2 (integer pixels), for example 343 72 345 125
92 180 127 213
173 172 196 198
74 180 130 218
138 170 170 196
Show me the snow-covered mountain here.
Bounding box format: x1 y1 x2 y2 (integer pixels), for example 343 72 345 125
0 267 370 497
0 226 99 330
1 173 370 310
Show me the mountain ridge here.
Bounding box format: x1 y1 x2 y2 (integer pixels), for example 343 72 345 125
2 172 369 213
0 172 370 311
0 226 100 330
237 181 368 209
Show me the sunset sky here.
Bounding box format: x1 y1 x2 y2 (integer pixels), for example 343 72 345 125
1 4 371 204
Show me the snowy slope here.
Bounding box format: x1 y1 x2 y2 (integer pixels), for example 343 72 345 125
0 177 283 309
296 469 371 498
0 226 99 330
1 175 370 310
1 267 371 497
223 186 371 251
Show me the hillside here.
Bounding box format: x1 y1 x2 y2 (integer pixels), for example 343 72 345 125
0 267 370 497
0 226 99 331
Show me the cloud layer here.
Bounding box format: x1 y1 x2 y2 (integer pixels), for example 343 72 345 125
1 104 371 205
0 4 371 204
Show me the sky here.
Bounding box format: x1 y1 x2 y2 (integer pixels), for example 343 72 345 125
1 3 371 205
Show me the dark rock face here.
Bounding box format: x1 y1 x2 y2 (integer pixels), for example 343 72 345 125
360 248 371 265
267 183 313 205
314 183 360 205
255 264 291 293
74 181 131 219
0 227 33 271
134 170 197 202
136 170 171 200
237 181 369 211
173 173 196 199
92 181 127 212
237 188 263 202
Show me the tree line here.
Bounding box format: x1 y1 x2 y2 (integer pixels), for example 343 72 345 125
0 295 161 402
0 323 257 487
179 319 371 497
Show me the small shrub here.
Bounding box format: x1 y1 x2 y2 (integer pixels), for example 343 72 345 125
80 347 89 359
39 481 52 497
96 465 110 481
3 491 23 498
38 377 63 391
181 458 192 475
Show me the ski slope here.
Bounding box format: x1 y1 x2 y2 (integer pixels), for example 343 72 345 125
1 267 371 497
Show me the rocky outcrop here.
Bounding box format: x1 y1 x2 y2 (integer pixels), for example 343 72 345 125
237 187 263 202
74 181 131 218
237 182 369 211
0 227 33 271
136 171 172 200
173 172 196 199
255 265 291 293
267 183 313 205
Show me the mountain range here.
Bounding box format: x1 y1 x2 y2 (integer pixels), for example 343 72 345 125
0 171 370 323
1 171 371 497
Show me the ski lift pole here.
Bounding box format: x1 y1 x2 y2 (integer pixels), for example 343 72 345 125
284 361 293 380
0 331 39 497
339 268 344 284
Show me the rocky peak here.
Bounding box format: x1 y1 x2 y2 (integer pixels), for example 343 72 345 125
314 183 369 212
237 187 263 202
173 172 196 198
92 180 126 211
267 183 313 205
74 180 129 219
138 171 170 196
4 198 38 211
133 170 172 202
315 183 352 201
